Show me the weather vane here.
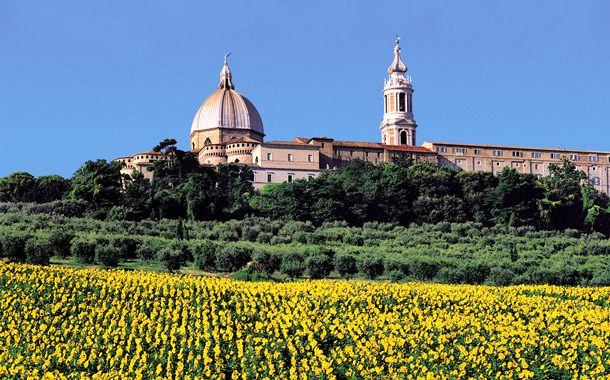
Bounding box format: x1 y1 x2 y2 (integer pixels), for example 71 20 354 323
224 52 232 62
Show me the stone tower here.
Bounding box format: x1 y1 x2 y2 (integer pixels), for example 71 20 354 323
380 38 417 146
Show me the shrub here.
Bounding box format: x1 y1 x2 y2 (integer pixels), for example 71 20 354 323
256 232 272 244
488 266 515 286
306 254 334 279
409 256 440 281
436 266 464 284
25 237 51 266
252 248 281 275
70 237 96 264
95 245 120 268
384 255 410 277
357 254 384 279
215 245 251 272
387 269 406 282
193 240 221 271
461 261 490 284
47 229 75 258
136 241 156 262
158 247 188 273
1 232 29 263
233 266 261 282
334 254 358 278
109 235 140 261
280 252 306 278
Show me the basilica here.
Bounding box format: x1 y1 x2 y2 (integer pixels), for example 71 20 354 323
115 40 610 195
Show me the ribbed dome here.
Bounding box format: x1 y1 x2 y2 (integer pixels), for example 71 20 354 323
190 57 264 135
191 88 264 134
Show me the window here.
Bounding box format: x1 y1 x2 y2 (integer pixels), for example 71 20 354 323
267 174 272 183
589 156 599 162
591 166 597 171
477 161 481 165
534 164 539 170
535 174 542 179
592 177 600 185
384 95 388 113
287 174 294 183
531 152 541 158
496 162 502 166
267 153 272 161
288 154 294 162
473 149 482 155
398 93 406 111
512 151 523 157
308 175 314 180
455 159 463 164
308 154 313 162
377 152 381 157
452 148 467 154
492 150 503 156
400 131 408 145
350 151 353 156
550 153 561 159
321 143 325 148
513 162 520 168
569 154 579 161
436 147 447 153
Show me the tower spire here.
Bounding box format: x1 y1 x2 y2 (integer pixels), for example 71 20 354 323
388 37 407 75
218 53 234 90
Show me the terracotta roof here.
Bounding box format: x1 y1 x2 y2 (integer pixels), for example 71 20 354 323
223 136 261 145
334 141 435 154
294 137 310 143
310 137 334 140
264 141 318 147
424 141 610 154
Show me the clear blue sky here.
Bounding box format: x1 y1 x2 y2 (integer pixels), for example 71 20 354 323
1 0 609 178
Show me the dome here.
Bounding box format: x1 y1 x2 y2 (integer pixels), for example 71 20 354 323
190 58 264 135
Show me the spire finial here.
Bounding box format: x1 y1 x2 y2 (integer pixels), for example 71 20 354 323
219 53 234 90
388 37 407 74
395 34 401 45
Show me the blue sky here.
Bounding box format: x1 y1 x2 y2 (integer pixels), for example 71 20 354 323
1 0 609 178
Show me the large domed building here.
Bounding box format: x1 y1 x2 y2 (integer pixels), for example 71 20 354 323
115 40 610 193
190 55 265 166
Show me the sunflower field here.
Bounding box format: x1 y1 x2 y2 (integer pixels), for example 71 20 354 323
1 262 609 380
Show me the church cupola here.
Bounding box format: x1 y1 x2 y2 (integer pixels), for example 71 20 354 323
380 37 417 146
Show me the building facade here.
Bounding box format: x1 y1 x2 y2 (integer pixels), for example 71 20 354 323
115 40 610 194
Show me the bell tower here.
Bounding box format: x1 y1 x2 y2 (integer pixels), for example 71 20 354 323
380 37 417 146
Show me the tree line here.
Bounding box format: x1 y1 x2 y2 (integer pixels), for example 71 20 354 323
1 139 609 236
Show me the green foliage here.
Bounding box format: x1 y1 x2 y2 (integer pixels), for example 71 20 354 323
280 252 306 278
95 245 120 268
334 253 358 278
305 254 334 279
252 247 281 275
357 254 384 279
408 256 440 281
47 228 75 259
215 245 251 272
158 246 188 273
25 237 51 266
70 237 96 264
193 240 221 271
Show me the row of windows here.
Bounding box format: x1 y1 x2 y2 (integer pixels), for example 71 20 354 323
439 146 604 162
265 153 314 162
384 92 413 113
334 150 382 158
265 173 316 183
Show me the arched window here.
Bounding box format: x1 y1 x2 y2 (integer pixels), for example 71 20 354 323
384 95 388 113
400 131 408 145
192 142 195 149
204 138 211 146
234 159 240 163
399 93 405 111
592 177 600 185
